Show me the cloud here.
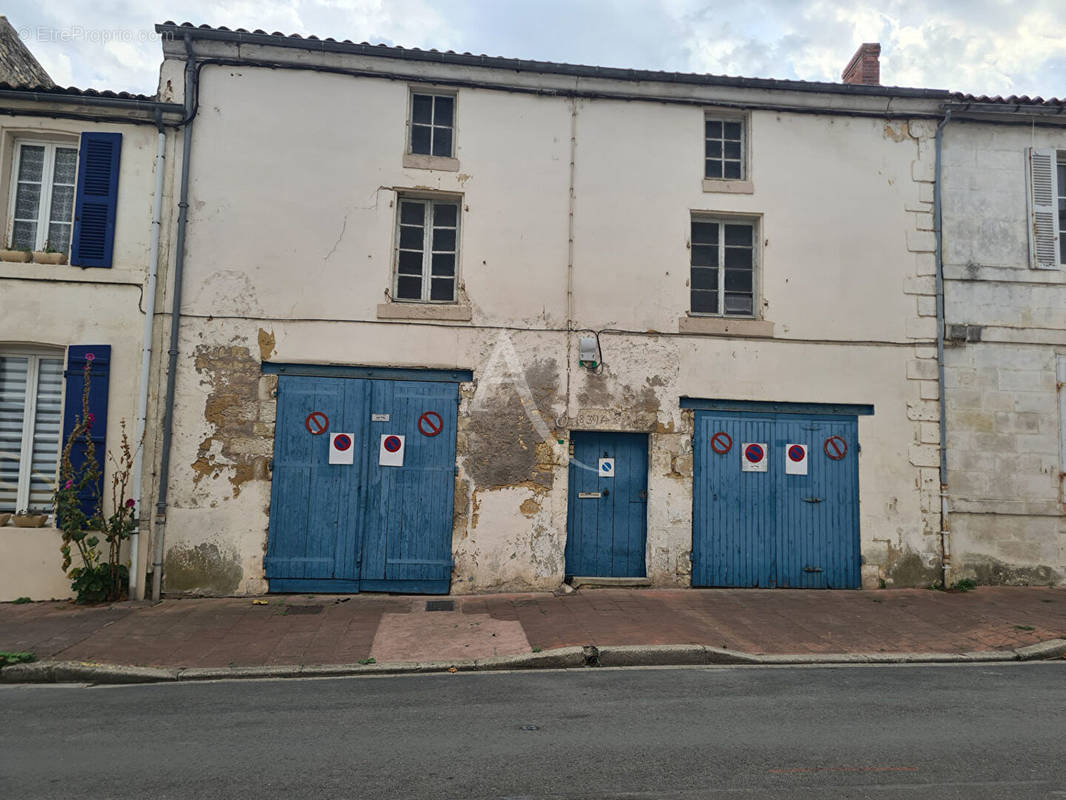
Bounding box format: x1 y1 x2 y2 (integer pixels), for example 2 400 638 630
3 0 1065 97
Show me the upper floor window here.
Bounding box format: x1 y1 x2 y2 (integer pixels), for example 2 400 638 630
409 92 455 158
394 195 459 302
0 351 64 513
690 216 756 317
8 141 78 254
704 117 744 181
1057 155 1065 264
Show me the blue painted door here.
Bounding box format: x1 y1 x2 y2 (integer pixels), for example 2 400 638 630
265 375 458 594
692 411 860 589
564 431 648 578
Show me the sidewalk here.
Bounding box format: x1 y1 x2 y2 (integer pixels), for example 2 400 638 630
2 587 1065 679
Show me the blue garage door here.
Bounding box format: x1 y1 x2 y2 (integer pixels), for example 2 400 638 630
264 366 466 594
689 401 868 589
564 431 648 578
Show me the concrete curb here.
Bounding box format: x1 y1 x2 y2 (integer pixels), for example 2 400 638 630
2 640 1063 685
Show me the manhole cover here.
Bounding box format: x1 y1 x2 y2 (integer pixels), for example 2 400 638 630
426 600 454 612
284 605 324 615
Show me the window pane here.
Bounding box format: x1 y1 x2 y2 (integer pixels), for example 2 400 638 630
400 201 425 225
723 160 742 179
396 276 422 300
724 247 752 268
723 140 741 159
691 245 717 267
725 224 752 246
433 203 457 227
399 225 424 250
432 227 456 252
412 94 433 124
691 290 718 314
28 357 62 510
724 268 752 292
0 356 29 511
53 148 78 184
723 121 742 139
705 140 721 158
431 252 455 276
724 292 753 315
49 184 75 229
411 124 432 154
398 250 423 275
15 182 41 220
433 95 454 126
47 222 72 255
430 277 454 301
691 266 718 290
17 145 44 182
432 127 452 157
704 120 722 138
691 221 718 245
704 159 722 179
10 221 36 250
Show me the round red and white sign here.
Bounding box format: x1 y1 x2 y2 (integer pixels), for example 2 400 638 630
333 433 352 451
744 443 765 463
788 444 806 462
383 435 402 453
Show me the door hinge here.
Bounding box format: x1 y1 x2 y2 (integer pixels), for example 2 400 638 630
802 496 823 503
803 565 823 573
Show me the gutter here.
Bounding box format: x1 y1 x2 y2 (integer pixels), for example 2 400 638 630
0 88 184 114
151 34 197 601
933 109 952 586
129 113 167 600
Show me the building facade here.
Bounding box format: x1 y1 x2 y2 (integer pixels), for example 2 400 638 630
143 24 950 596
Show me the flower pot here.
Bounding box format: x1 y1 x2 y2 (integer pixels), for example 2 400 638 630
0 513 10 527
12 514 47 528
0 249 31 263
33 251 67 265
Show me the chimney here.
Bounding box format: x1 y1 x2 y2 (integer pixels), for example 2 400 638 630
841 43 881 86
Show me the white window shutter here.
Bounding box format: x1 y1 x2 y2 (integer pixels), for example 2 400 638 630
1027 147 1060 269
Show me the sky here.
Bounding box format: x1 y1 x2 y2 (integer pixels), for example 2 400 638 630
6 0 1066 98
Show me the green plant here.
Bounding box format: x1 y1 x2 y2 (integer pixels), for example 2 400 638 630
950 578 977 592
12 597 31 604
1014 624 1036 631
357 657 376 665
43 240 58 254
56 355 139 604
0 651 37 666
532 647 542 653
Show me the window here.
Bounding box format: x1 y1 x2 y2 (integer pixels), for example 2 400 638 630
394 196 459 302
704 118 744 180
0 352 63 512
690 217 756 317
8 141 78 253
409 93 455 158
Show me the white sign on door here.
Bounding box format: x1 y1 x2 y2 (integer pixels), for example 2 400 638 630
598 458 615 477
378 434 405 467
741 442 768 472
329 432 355 465
785 443 809 475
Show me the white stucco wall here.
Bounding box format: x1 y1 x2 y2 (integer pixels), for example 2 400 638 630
151 51 942 595
0 114 166 601
941 122 1066 584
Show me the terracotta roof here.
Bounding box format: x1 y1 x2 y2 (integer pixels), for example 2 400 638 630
0 81 156 101
0 16 54 88
156 21 951 100
951 92 1066 108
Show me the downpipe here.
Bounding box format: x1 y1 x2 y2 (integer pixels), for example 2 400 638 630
933 109 952 588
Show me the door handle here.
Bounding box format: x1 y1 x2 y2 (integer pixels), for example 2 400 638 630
802 497 823 503
602 488 610 497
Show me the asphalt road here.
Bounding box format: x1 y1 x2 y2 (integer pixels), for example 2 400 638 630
2 663 1065 799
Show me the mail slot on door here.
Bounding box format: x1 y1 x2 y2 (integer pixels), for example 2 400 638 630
577 492 602 499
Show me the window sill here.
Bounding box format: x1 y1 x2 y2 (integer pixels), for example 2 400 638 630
403 153 460 172
679 315 774 337
702 179 753 194
377 302 472 322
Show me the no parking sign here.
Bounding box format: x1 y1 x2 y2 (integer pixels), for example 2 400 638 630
379 434 406 467
329 432 355 465
741 442 768 472
785 443 809 475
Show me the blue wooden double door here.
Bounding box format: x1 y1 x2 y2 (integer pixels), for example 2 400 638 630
564 431 648 578
265 373 458 594
692 410 861 589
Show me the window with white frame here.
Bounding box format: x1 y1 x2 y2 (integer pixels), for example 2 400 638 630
394 196 459 302
0 352 64 512
409 92 455 158
1057 155 1066 264
690 216 756 316
704 117 744 181
8 141 79 254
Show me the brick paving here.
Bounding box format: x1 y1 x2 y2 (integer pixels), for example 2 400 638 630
0 587 1064 669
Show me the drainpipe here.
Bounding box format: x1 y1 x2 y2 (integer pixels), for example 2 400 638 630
152 35 197 601
933 109 952 587
129 114 167 600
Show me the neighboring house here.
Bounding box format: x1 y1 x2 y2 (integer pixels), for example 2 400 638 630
145 24 951 596
0 75 183 600
0 16 54 88
940 97 1066 584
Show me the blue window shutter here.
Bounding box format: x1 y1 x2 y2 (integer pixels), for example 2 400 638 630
71 132 122 268
61 345 111 519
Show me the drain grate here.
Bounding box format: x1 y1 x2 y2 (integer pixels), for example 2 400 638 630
425 600 454 612
284 605 324 615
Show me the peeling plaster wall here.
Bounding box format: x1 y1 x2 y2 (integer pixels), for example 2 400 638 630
152 60 941 595
941 123 1066 585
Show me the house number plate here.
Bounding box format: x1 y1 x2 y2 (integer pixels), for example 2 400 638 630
578 492 602 499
